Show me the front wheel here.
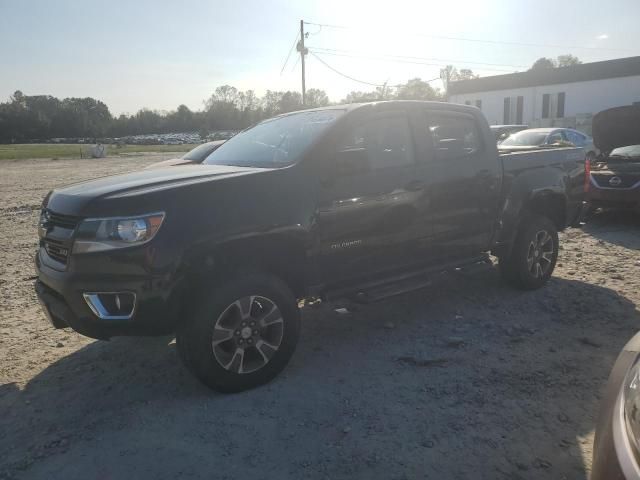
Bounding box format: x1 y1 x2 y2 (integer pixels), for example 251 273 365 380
177 273 300 393
499 214 559 290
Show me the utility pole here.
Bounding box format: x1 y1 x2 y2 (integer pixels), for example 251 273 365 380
440 66 452 101
298 20 308 105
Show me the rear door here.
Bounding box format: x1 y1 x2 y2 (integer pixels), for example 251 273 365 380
418 109 502 260
313 108 432 285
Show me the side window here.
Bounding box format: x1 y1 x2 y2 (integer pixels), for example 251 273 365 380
565 130 583 146
427 113 482 161
547 131 563 144
338 125 365 150
336 115 415 171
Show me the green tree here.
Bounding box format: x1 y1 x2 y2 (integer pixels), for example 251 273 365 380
165 104 195 132
396 78 441 101
530 57 557 70
305 88 329 108
454 69 478 81
556 54 581 67
278 91 303 113
261 90 284 117
205 85 239 107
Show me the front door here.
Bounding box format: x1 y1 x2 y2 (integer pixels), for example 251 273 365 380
312 110 431 286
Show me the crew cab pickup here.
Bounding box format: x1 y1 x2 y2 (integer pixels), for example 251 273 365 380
35 101 586 392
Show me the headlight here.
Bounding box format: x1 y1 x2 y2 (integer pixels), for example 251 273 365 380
624 360 640 460
73 212 165 253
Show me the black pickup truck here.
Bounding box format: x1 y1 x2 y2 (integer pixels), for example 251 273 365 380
35 101 586 392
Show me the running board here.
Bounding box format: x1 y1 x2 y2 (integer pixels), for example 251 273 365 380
324 254 492 304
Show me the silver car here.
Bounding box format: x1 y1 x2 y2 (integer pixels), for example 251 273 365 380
592 331 640 479
499 128 597 160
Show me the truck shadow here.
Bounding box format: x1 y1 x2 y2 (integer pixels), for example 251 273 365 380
2 270 639 479
582 209 640 248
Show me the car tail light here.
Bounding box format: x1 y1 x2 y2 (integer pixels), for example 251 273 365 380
584 157 591 193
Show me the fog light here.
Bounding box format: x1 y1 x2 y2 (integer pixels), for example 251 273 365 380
83 292 136 320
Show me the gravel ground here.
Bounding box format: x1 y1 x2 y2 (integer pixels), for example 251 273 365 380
1 156 639 480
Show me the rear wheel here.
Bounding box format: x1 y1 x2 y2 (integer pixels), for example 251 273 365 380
499 214 559 290
177 273 300 393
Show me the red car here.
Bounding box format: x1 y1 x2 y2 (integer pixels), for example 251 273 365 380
587 106 640 215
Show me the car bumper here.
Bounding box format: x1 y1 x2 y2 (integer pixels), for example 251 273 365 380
34 251 180 340
587 186 640 211
592 332 640 480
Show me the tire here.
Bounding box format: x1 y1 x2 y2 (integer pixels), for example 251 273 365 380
499 214 559 290
177 272 300 393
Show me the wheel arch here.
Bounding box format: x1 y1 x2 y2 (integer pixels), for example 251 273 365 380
181 233 308 301
525 191 568 230
493 186 567 258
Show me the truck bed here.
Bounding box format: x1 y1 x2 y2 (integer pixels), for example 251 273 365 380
499 147 585 173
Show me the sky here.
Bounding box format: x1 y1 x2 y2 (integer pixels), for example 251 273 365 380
1 0 639 115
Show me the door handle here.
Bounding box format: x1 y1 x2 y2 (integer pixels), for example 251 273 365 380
405 180 425 191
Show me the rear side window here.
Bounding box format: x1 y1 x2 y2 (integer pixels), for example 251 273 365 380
565 130 585 146
337 115 415 170
548 131 564 144
426 113 482 161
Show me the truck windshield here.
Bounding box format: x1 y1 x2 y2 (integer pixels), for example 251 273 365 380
501 131 549 146
203 109 344 168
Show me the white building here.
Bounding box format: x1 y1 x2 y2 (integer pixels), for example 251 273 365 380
449 56 640 135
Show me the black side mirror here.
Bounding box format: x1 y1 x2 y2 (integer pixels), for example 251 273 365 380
334 148 370 176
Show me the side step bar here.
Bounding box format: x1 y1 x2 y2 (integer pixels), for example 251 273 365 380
324 254 493 304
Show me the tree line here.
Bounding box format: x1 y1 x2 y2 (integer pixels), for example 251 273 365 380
0 75 451 143
0 55 581 143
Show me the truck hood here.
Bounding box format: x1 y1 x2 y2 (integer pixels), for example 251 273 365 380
45 164 268 215
144 158 197 169
592 105 640 153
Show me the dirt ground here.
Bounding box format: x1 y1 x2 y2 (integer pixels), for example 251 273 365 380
1 155 639 480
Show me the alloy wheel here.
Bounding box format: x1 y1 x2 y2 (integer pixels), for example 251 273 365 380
526 230 555 278
211 295 284 374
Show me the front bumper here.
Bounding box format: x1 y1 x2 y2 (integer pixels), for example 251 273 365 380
587 180 640 211
35 250 180 340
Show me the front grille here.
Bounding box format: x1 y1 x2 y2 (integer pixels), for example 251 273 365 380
592 173 640 189
44 238 70 264
47 211 81 229
39 209 80 267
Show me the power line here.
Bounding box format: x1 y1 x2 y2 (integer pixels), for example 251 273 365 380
310 46 526 68
280 31 300 75
303 20 636 52
290 55 300 72
309 51 441 88
309 51 386 87
308 47 522 71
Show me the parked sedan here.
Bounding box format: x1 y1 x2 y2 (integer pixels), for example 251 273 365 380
490 124 528 143
145 140 226 169
592 331 640 479
499 128 596 159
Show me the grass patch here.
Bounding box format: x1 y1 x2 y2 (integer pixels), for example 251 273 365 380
0 143 198 160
